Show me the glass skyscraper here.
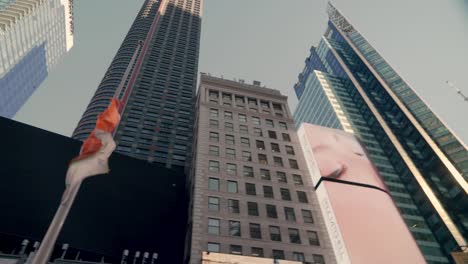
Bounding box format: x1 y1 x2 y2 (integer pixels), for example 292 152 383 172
294 3 467 264
0 0 74 118
72 0 202 169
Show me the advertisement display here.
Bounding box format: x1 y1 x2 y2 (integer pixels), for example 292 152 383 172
298 123 426 264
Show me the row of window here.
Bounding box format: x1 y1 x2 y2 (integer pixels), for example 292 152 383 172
209 125 292 143
208 178 309 203
209 141 295 157
209 108 287 129
208 156 299 171
208 91 285 117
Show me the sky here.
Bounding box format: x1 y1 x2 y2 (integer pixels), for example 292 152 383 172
15 0 468 144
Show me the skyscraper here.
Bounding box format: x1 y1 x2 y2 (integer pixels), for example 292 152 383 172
0 0 74 118
72 0 202 169
294 3 467 263
187 74 335 264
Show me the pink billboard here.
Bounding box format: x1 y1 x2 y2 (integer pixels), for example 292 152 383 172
298 123 426 264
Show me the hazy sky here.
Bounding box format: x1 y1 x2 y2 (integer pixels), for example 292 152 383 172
15 0 468 144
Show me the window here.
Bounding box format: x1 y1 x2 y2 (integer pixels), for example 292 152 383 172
293 174 303 185
224 111 233 120
253 127 263 136
302 210 314 223
313 254 325 264
209 178 219 191
266 204 278 218
247 202 259 216
246 183 256 195
208 197 220 211
210 109 218 118
252 116 261 125
210 119 218 128
268 130 277 139
249 223 261 239
209 145 219 156
243 166 254 177
240 137 250 147
269 226 281 241
207 242 220 253
226 148 236 159
209 90 219 99
289 228 301 244
289 159 299 169
258 154 268 165
239 125 248 134
251 247 264 257
260 169 271 180
282 133 291 142
226 163 237 175
276 171 287 183
263 186 274 198
229 220 241 237
272 103 282 111
225 122 234 132
230 245 242 255
271 143 280 153
238 114 247 122
228 199 240 214
297 191 308 203
272 250 285 259
235 96 245 104
279 122 288 130
284 207 296 221
222 93 232 101
274 157 283 167
227 181 238 193
242 151 252 161
285 145 295 155
256 140 265 150
266 119 274 127
208 218 220 234
280 188 291 201
209 160 220 173
248 98 258 106
225 135 235 145
307 231 320 246
209 132 219 142
292 252 305 262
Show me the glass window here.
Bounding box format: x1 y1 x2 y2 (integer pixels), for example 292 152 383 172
280 188 291 201
276 171 287 183
246 183 256 195
256 140 265 150
292 252 305 262
222 93 232 101
266 204 278 218
248 98 257 106
249 223 261 239
225 134 235 145
228 199 240 214
282 133 291 142
207 242 220 253
284 207 296 221
239 125 248 134
208 178 219 191
289 159 299 169
242 151 252 161
210 108 219 118
271 143 280 153
313 254 325 264
229 220 241 237
272 250 285 259
253 127 263 136
208 196 220 211
225 122 234 132
209 132 219 142
243 166 254 177
297 191 308 203
251 247 263 257
268 130 277 139
209 145 219 156
289 228 301 244
263 186 274 198
226 148 236 159
238 114 247 122
302 209 314 223
261 101 270 109
226 163 237 175
240 137 250 147
285 145 295 155
209 90 219 99
229 245 242 255
227 181 238 193
208 218 220 234
209 119 218 128
266 119 274 127
269 226 281 241
293 174 303 185
209 160 220 173
274 157 283 167
224 111 233 120
307 231 320 246
260 169 271 180
235 95 245 104
279 122 288 130
252 116 261 125
258 154 268 165
247 202 259 216
272 103 282 111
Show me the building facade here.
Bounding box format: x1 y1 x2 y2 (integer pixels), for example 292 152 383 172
0 0 74 118
187 74 335 264
293 3 468 264
72 0 202 169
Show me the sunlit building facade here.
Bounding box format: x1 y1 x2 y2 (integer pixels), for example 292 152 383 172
293 3 468 264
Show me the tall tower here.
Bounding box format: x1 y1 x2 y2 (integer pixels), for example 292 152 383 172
294 3 467 263
72 0 202 169
0 0 74 118
187 74 335 264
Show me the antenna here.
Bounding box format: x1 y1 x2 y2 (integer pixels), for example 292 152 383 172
447 81 468 102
